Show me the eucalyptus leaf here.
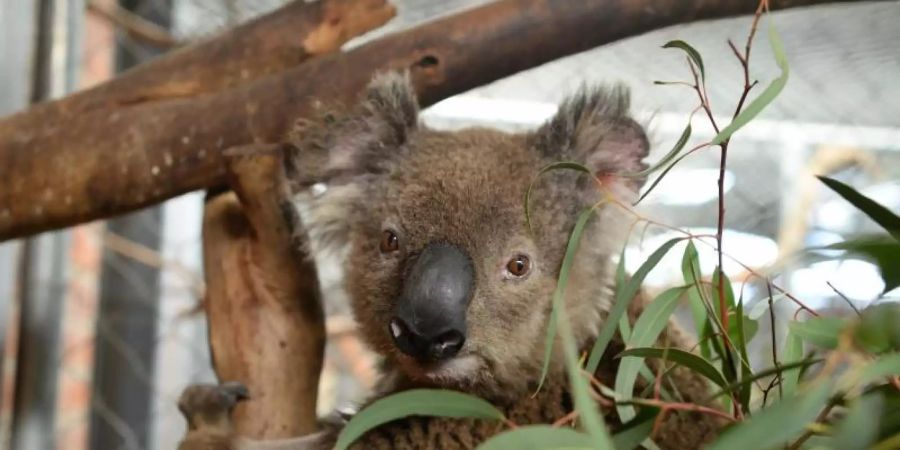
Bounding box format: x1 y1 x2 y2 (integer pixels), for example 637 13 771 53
817 175 900 240
612 406 660 450
335 389 504 450
614 287 688 421
705 382 832 450
826 236 900 293
747 292 788 320
620 123 692 178
476 425 594 450
538 207 597 391
855 303 900 353
858 353 900 386
833 392 884 450
681 241 709 347
551 209 615 448
780 330 805 397
662 40 705 80
587 238 684 374
711 23 789 145
704 358 821 403
789 316 847 349
619 347 728 389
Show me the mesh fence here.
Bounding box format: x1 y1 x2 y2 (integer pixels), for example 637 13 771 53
0 1 898 449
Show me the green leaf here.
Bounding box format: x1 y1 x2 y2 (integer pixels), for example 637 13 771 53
614 287 688 421
827 236 900 293
547 209 615 448
619 347 728 389
335 389 504 450
708 268 738 385
817 175 900 240
681 241 709 347
858 353 900 386
476 425 594 450
537 207 597 391
704 358 822 402
525 162 592 233
586 238 685 374
833 393 884 450
620 123 692 178
781 331 805 397
663 40 705 80
635 151 693 205
789 316 847 349
855 304 900 353
705 382 832 450
711 23 789 145
615 250 633 342
733 297 755 413
612 406 660 450
747 292 788 320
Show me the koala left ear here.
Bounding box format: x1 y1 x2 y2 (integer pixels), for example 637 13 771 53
283 71 419 190
532 85 649 191
280 71 419 257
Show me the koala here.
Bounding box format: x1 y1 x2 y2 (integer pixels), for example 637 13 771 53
187 73 722 450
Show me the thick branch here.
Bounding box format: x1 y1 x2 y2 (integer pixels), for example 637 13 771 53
83 0 395 111
202 150 324 438
0 0 871 241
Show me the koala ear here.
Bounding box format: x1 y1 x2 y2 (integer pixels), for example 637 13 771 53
533 85 649 191
280 71 419 257
283 71 419 189
325 71 419 181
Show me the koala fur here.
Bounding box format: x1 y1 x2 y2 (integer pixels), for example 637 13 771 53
248 73 722 449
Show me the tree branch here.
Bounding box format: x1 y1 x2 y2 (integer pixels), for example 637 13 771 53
202 148 325 438
0 0 875 241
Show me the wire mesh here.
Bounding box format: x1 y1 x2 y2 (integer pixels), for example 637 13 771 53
0 1 897 449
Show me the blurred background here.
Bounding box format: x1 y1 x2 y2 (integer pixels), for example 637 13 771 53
0 0 897 449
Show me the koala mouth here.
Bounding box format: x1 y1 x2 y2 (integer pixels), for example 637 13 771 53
397 353 481 384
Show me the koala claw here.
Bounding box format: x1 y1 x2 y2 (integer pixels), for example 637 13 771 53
178 381 250 421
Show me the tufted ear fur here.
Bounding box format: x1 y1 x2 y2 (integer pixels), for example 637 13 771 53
281 72 419 256
532 85 649 194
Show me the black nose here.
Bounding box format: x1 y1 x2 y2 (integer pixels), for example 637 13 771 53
389 317 465 361
390 242 473 362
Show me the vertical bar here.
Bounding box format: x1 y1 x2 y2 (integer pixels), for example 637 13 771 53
8 0 80 448
0 4 40 440
10 234 71 450
88 1 170 448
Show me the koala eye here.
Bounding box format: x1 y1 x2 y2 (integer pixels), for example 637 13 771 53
380 230 400 253
505 255 531 278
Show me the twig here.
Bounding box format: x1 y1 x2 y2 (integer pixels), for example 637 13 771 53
787 399 837 450
766 279 783 401
552 410 579 427
87 0 179 49
826 281 862 316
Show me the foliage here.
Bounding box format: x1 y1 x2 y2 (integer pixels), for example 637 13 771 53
334 2 900 449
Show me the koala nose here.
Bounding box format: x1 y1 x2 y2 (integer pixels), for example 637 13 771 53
389 317 465 361
391 242 473 362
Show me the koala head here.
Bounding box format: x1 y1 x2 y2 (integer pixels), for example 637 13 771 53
284 73 649 400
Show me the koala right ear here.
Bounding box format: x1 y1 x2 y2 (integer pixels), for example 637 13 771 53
281 72 419 256
531 85 649 197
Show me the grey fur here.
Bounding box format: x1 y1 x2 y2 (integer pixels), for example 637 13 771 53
233 73 721 449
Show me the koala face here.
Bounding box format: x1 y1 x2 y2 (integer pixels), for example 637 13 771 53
284 73 648 399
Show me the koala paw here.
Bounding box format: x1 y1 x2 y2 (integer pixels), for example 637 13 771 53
178 381 250 422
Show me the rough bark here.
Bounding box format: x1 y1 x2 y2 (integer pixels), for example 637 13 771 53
202 147 324 439
0 0 872 241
